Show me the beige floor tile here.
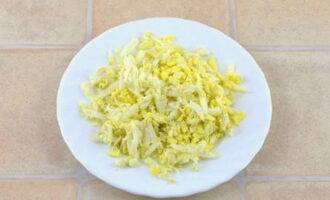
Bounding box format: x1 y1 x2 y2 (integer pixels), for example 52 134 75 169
81 180 240 200
246 181 330 200
246 51 330 175
93 0 230 36
236 0 330 46
0 0 86 45
0 50 79 175
0 179 77 200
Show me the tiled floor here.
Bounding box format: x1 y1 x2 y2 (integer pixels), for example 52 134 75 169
81 180 240 200
0 0 329 199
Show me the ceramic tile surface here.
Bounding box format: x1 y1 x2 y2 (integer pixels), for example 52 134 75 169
247 51 330 175
0 51 79 175
0 179 77 200
246 181 330 200
236 0 330 46
0 0 86 45
1 0 329 199
81 180 240 200
93 0 231 36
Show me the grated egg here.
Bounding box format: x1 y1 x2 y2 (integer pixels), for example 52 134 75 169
79 32 245 182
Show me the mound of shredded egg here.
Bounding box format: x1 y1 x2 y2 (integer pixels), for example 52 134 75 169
80 32 245 182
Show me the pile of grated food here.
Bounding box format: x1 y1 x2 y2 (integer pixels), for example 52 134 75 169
80 32 245 182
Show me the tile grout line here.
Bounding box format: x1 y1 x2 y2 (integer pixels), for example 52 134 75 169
77 0 93 198
240 170 246 200
76 181 84 200
77 180 86 200
229 0 238 40
238 178 246 200
0 174 77 180
2 174 330 181
0 45 82 50
77 177 97 200
243 175 330 182
1 45 330 51
85 0 93 43
232 171 246 200
245 46 330 51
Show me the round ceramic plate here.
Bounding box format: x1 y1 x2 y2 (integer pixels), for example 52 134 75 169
57 17 272 198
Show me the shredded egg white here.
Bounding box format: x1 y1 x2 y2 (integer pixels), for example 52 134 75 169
80 32 245 182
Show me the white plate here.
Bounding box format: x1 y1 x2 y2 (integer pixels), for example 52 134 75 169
57 17 272 198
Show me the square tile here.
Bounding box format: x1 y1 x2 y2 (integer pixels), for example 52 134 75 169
0 179 77 200
93 0 230 36
0 50 79 175
0 0 87 45
247 181 330 200
81 180 240 200
236 0 330 46
247 51 330 175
